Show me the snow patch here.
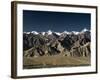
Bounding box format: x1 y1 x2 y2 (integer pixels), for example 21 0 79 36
47 30 52 35
31 31 38 35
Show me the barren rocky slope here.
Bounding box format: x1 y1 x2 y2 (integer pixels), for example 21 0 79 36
23 29 91 58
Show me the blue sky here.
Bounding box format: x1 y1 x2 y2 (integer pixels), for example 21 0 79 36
23 10 90 32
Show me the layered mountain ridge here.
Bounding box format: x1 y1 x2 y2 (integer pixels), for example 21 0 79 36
23 28 91 57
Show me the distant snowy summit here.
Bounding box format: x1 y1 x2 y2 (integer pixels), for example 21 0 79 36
23 28 90 36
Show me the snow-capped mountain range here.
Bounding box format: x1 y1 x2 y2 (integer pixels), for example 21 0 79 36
23 28 90 36
23 28 91 58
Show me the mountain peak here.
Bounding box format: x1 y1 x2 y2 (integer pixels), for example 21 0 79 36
63 31 71 34
41 32 45 35
81 28 89 32
72 31 79 35
47 30 52 35
31 31 38 35
24 32 31 34
54 32 61 36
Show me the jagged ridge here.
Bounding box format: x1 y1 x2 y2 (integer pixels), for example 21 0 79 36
23 28 91 57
